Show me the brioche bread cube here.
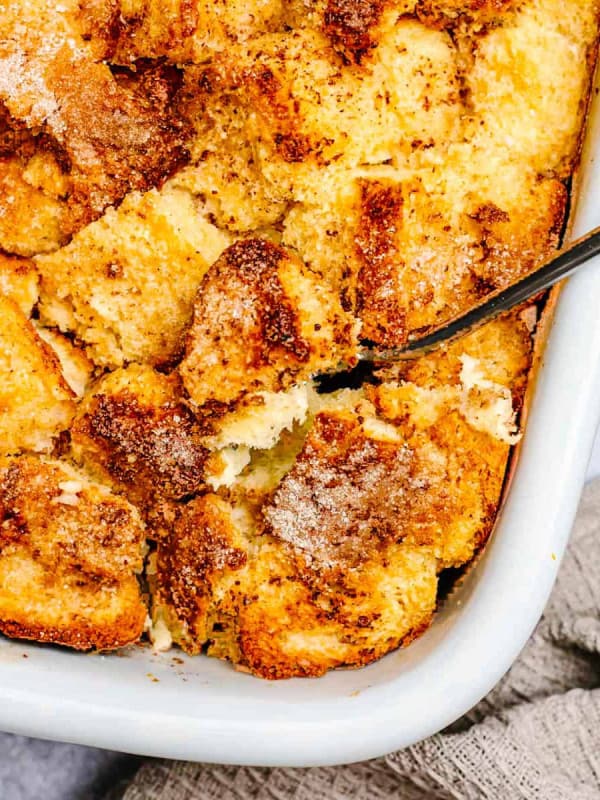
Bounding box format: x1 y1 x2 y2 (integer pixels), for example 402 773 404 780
0 455 146 650
36 187 231 368
71 364 209 507
0 156 69 257
150 493 251 654
0 2 189 235
179 238 358 409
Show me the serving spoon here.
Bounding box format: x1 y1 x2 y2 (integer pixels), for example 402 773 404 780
358 225 600 363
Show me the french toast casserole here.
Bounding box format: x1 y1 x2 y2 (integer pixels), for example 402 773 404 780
0 0 598 678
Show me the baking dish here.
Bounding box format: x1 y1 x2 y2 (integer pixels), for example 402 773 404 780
0 71 599 771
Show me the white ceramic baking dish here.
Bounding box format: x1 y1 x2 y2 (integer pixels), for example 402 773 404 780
0 77 599 770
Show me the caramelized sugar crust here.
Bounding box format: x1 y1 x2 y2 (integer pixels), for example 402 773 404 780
71 365 210 506
180 239 358 409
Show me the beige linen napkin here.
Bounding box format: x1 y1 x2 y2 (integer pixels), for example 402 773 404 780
120 480 600 800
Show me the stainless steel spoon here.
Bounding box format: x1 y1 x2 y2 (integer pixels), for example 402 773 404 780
359 225 600 362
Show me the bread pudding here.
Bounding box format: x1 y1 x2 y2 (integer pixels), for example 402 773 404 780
0 0 597 677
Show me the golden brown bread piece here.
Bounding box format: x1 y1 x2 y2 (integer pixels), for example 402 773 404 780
50 58 188 232
71 364 209 508
179 238 358 409
263 407 417 570
232 541 438 679
170 65 289 233
149 494 251 652
0 455 146 650
0 154 70 256
0 1 188 238
0 296 75 455
36 186 230 367
229 20 462 191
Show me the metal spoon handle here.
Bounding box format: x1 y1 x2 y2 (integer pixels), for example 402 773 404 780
360 224 600 362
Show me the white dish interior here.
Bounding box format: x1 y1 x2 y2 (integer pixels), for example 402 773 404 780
1 73 600 770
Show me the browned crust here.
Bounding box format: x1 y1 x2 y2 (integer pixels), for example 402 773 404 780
0 455 147 651
2 39 190 237
355 180 406 345
179 238 331 408
76 0 123 60
53 59 190 232
77 0 200 63
0 296 75 454
0 607 146 652
72 390 209 503
415 0 517 29
156 495 248 646
195 238 310 366
0 102 72 182
242 65 313 163
236 58 334 166
469 181 568 292
398 613 435 649
0 251 35 276
22 319 76 402
0 104 57 162
355 177 570 348
238 612 436 680
0 456 143 568
322 0 388 64
220 239 311 362
263 411 414 570
170 311 532 678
